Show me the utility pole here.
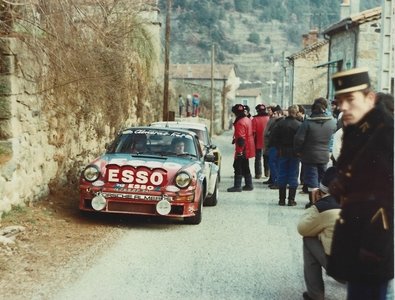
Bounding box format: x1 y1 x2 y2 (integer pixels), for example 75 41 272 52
269 56 273 100
266 56 275 104
210 44 215 137
281 51 286 109
163 0 171 121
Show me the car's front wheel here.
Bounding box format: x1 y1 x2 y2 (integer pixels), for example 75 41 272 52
184 193 202 225
204 178 218 207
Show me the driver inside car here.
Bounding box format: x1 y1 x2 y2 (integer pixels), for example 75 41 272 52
130 134 148 153
171 138 186 155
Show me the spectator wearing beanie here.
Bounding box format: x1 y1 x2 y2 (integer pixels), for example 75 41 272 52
227 104 255 192
252 104 270 179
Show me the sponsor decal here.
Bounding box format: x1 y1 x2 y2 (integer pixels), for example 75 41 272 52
101 192 171 201
92 180 105 187
112 186 162 193
106 165 167 186
114 183 126 190
123 129 194 139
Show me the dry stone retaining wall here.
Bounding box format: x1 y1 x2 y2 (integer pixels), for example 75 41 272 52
0 37 149 217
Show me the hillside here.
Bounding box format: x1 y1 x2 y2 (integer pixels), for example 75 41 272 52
160 0 381 84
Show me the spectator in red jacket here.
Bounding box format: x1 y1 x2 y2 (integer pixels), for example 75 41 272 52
227 104 256 192
252 104 270 179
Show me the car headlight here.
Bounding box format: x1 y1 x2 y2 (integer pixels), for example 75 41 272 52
83 165 100 182
175 172 191 188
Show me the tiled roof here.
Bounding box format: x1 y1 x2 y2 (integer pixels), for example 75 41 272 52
322 6 381 35
170 64 235 80
287 40 328 60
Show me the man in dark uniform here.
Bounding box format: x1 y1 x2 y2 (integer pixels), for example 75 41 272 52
327 68 394 299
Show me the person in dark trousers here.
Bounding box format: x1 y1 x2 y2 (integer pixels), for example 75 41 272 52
327 68 394 300
297 167 342 300
296 105 308 194
294 98 337 208
263 105 284 189
262 105 274 182
271 105 301 206
227 104 255 192
252 104 270 179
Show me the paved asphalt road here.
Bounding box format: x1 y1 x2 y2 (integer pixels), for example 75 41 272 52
54 129 346 300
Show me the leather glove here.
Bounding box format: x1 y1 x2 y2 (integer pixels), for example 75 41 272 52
236 152 245 158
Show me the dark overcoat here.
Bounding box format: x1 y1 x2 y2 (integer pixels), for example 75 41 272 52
271 116 301 157
327 105 394 283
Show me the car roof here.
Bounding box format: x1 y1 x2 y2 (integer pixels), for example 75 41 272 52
150 121 208 131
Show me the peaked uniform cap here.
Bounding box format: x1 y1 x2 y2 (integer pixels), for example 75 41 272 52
331 67 370 95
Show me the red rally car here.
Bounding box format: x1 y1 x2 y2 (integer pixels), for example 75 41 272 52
79 127 219 224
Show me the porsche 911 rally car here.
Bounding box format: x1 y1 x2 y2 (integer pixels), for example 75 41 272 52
79 127 219 224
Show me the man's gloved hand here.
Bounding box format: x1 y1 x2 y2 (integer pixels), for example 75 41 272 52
236 152 245 158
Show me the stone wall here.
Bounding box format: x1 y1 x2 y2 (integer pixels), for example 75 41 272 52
292 43 329 105
328 20 381 99
0 34 160 217
0 38 57 213
357 22 381 86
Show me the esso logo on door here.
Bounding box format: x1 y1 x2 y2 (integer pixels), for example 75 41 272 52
106 165 167 186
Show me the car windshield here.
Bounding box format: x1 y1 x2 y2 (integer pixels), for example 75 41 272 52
188 129 210 145
107 129 198 157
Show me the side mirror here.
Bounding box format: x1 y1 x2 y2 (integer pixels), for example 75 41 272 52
204 153 215 162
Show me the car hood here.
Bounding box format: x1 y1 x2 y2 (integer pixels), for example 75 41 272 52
87 153 201 184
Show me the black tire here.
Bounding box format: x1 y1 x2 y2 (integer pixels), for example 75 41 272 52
204 178 218 207
184 193 203 225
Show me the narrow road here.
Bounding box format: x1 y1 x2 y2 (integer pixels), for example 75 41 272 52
53 130 346 300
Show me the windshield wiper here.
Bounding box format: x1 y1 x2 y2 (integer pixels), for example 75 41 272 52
176 153 197 158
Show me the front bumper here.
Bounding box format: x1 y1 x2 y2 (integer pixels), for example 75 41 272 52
79 187 199 218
